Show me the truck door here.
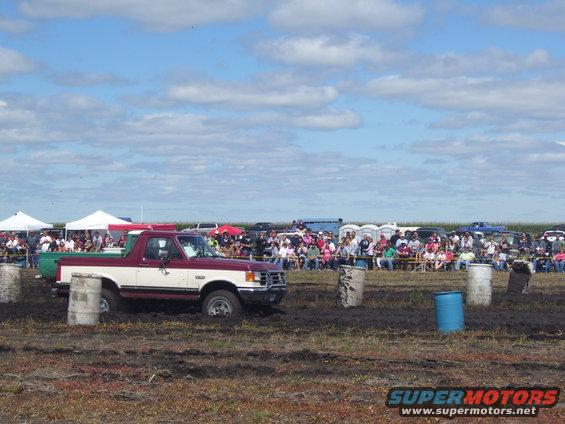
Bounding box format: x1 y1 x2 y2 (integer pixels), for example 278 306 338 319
136 236 189 292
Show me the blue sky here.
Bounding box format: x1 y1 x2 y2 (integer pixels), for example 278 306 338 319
0 0 564 224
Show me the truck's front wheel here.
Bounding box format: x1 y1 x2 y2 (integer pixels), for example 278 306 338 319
202 290 242 317
100 288 120 314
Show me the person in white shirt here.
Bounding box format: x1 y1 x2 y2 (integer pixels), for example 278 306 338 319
423 249 436 271
461 233 474 250
483 237 498 257
65 237 75 252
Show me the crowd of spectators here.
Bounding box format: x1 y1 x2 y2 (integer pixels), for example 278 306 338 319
204 227 565 273
2 227 564 273
0 230 127 268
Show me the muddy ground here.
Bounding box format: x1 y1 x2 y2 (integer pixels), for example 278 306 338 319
0 270 563 423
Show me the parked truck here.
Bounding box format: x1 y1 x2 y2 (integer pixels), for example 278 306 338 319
52 231 286 317
456 222 506 234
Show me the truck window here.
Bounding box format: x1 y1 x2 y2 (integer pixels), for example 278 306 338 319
178 235 217 258
144 237 182 260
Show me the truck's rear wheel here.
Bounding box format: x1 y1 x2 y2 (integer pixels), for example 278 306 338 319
100 288 120 314
202 290 242 317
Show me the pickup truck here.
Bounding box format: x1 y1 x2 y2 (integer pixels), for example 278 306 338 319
456 222 506 234
52 231 286 317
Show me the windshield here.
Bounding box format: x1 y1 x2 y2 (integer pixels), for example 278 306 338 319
177 235 218 258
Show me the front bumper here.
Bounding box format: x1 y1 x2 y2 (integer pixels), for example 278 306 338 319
238 285 287 305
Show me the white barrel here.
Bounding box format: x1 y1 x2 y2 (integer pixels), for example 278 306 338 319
336 265 366 308
68 273 102 326
0 264 22 303
466 264 492 306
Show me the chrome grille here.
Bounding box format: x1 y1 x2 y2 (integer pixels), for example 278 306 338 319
260 271 285 287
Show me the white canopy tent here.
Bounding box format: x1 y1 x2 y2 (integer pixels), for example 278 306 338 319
0 211 53 232
65 210 130 231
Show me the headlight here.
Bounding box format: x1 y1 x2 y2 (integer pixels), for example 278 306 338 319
245 271 262 282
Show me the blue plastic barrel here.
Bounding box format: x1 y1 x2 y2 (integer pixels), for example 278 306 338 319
434 291 464 334
355 258 367 269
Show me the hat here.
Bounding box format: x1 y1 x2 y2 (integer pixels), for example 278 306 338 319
318 231 323 235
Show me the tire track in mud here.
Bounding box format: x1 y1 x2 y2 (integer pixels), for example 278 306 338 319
3 344 562 380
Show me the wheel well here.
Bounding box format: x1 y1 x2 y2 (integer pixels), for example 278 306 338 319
199 281 239 301
101 278 119 293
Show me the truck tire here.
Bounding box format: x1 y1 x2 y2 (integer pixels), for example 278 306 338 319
202 290 242 317
100 288 120 314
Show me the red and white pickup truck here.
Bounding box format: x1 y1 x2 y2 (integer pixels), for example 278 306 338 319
52 231 286 316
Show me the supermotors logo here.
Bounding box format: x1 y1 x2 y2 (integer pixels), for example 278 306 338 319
386 387 560 418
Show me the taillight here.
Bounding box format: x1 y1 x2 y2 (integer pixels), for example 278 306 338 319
55 264 61 281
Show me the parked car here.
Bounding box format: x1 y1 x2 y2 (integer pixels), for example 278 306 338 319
182 223 218 235
52 231 286 316
247 222 285 237
543 230 565 242
456 222 506 234
415 227 448 241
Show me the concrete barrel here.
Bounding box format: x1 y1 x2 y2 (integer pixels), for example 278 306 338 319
336 265 366 308
0 264 22 303
466 263 493 306
68 273 102 326
507 260 532 295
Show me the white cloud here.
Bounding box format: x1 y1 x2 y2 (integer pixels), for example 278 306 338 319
230 109 362 130
484 0 565 32
269 0 424 31
19 0 264 31
360 75 565 119
0 14 32 34
409 48 552 78
0 45 36 78
167 80 338 109
50 71 128 87
255 34 401 67
411 134 565 192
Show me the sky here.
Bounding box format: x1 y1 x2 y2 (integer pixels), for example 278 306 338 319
0 0 564 224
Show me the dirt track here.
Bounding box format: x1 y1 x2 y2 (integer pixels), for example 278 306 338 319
0 270 563 423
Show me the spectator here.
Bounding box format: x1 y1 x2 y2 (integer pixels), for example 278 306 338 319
395 233 408 248
277 241 291 270
303 243 320 270
381 242 396 271
26 231 40 269
295 241 308 270
396 242 411 270
533 248 552 273
434 249 447 271
266 241 279 263
554 250 565 273
492 249 504 271
358 234 370 258
320 242 333 270
254 232 268 259
423 248 436 271
460 233 474 250
455 247 476 270
484 236 498 258
408 233 422 262
390 230 401 246
444 249 455 270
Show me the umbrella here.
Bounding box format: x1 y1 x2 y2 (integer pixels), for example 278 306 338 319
208 224 243 236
